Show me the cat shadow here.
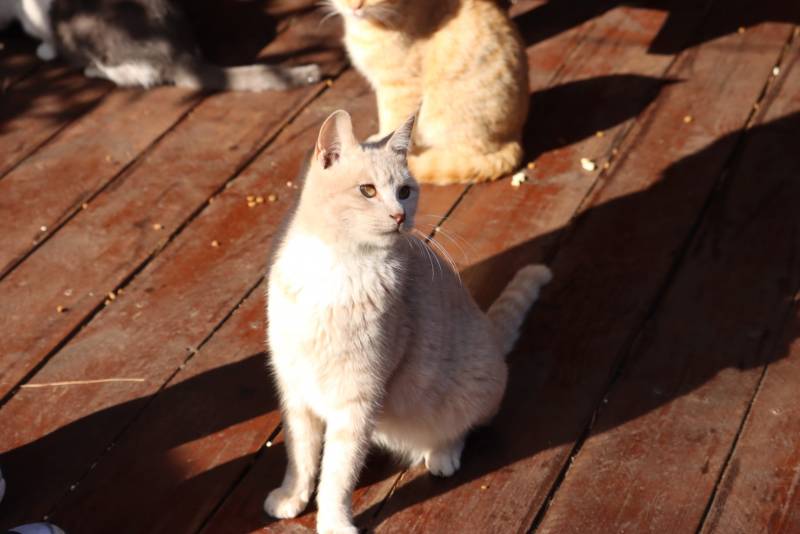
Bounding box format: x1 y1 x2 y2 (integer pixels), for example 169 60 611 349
350 110 800 529
512 0 800 54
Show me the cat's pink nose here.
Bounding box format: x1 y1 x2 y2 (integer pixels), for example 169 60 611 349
391 213 405 226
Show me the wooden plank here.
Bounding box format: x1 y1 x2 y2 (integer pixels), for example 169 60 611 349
696 44 800 534
47 286 282 534
366 6 795 534
197 3 689 533
537 35 800 534
0 69 367 528
0 86 200 279
0 10 345 402
0 64 113 178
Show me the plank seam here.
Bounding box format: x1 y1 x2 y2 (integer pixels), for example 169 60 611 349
527 19 797 534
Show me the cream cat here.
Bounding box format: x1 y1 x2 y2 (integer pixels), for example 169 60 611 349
328 0 529 184
264 109 551 533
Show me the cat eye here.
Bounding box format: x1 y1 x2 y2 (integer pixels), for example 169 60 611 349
398 185 411 200
359 184 377 198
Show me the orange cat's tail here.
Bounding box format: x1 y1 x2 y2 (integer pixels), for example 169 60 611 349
488 265 552 356
408 141 523 185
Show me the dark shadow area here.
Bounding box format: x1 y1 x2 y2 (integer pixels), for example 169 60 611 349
524 74 679 160
512 0 800 55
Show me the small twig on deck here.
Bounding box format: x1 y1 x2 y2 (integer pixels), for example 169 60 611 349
20 378 146 388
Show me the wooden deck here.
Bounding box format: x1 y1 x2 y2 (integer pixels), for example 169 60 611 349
1 1 799 532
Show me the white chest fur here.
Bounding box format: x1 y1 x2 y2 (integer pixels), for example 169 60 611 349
267 233 402 416
17 0 53 41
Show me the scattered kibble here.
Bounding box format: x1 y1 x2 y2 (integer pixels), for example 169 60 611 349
683 115 693 124
738 26 746 34
611 148 619 156
56 305 66 313
286 181 293 188
603 161 611 170
81 203 89 210
480 485 489 490
64 288 73 297
266 440 273 448
595 130 605 138
40 225 47 232
247 200 257 208
256 196 265 204
246 195 255 202
325 79 333 87
268 193 278 202
152 223 163 230
211 240 220 248
510 170 527 187
773 66 780 76
107 291 116 301
526 161 536 170
580 158 597 172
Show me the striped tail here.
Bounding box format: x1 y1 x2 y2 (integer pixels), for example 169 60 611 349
487 265 552 355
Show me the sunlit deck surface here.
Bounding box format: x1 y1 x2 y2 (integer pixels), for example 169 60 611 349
1 0 799 532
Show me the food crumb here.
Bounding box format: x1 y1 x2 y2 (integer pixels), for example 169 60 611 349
580 158 597 172
526 161 536 170
152 223 163 230
595 131 604 138
256 196 265 204
246 195 255 202
107 291 116 301
773 66 780 76
286 181 293 188
738 26 746 34
268 193 278 202
40 225 47 232
64 288 73 297
325 79 333 87
510 170 526 187
683 114 693 124
81 203 89 210
56 305 66 313
247 201 257 208
211 240 220 248
480 485 489 490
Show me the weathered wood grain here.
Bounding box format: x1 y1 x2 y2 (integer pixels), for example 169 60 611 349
696 42 800 534
368 6 795 534
0 63 112 178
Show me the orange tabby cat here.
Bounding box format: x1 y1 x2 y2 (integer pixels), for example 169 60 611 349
328 0 529 184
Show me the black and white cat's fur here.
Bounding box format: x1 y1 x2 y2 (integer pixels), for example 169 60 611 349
0 0 320 91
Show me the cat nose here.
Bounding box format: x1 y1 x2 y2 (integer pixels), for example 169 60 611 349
391 212 405 225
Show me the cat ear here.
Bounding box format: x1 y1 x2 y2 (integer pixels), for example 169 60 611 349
387 113 416 156
315 110 358 169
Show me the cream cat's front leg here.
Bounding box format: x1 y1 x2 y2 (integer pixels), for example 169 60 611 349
315 404 374 534
264 405 324 519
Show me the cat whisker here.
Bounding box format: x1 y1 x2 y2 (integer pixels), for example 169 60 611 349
411 229 445 280
424 233 461 283
428 226 471 266
405 233 436 280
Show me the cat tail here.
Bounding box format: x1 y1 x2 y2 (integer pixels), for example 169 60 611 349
172 60 321 92
408 141 523 185
487 265 552 356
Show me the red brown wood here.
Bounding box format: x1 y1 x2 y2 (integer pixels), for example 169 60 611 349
0 11 345 402
0 86 199 278
367 6 796 534
696 42 800 534
0 29 39 90
0 64 112 178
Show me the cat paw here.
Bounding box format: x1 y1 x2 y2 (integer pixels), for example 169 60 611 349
263 487 308 519
317 519 358 534
36 43 57 61
287 64 322 86
425 447 462 477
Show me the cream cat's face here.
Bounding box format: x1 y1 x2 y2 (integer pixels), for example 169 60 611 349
303 110 418 247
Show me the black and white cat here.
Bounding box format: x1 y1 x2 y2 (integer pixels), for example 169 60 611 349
0 0 320 91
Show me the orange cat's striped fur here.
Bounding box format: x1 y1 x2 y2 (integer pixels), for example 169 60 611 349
329 0 529 184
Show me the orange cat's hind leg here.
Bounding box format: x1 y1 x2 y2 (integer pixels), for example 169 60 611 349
408 141 523 185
